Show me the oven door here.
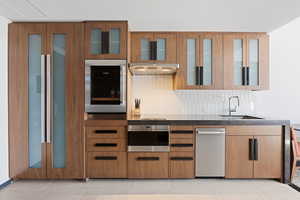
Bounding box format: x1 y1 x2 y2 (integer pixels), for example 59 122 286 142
128 125 170 152
85 60 127 113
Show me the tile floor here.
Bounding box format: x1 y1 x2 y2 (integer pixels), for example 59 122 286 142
292 169 300 187
0 179 299 200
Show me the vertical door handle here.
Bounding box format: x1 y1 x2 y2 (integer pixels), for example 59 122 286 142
149 41 157 60
46 54 52 144
246 67 250 85
249 138 254 160
199 66 204 85
101 31 109 54
40 55 46 143
242 67 246 86
196 66 199 85
253 138 258 160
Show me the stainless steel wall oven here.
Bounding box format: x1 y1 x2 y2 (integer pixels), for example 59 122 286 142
85 60 127 113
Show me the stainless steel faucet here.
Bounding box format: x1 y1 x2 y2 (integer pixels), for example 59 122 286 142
229 96 240 116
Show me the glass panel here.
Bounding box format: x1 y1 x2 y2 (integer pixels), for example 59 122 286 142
28 34 42 168
203 39 212 85
249 39 259 86
187 39 196 85
141 38 150 60
109 28 120 54
90 28 101 54
233 39 243 86
52 34 66 168
157 38 166 60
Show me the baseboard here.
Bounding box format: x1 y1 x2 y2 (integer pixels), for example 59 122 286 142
0 179 12 190
289 183 300 192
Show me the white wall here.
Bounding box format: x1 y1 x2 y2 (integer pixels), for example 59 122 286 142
0 16 10 185
256 17 300 124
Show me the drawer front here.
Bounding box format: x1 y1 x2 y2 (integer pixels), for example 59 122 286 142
226 126 282 136
170 126 194 139
169 152 195 178
87 152 127 178
128 152 169 178
87 138 126 152
170 138 194 152
86 126 125 138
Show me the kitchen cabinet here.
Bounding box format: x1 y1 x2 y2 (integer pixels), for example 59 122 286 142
175 33 223 90
130 32 177 63
169 152 195 178
128 152 169 178
223 33 269 90
9 23 84 179
85 21 128 59
225 126 282 179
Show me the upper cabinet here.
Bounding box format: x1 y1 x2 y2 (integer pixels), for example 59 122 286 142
85 21 128 59
223 33 269 90
175 33 223 90
130 32 177 63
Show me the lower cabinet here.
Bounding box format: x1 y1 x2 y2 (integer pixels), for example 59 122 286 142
226 126 282 179
87 152 127 178
128 152 169 178
169 152 195 178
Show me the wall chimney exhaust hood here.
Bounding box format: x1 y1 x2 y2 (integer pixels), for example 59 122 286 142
129 63 179 75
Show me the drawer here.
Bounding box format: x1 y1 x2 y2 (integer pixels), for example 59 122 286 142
170 126 194 139
87 152 127 178
86 126 125 138
128 152 169 178
169 152 195 178
87 138 126 152
226 126 282 136
170 138 194 152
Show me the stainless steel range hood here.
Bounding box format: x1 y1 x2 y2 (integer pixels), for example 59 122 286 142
129 63 179 75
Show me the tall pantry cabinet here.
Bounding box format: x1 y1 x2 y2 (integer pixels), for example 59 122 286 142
9 23 84 179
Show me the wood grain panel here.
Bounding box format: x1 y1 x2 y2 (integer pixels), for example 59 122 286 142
85 119 127 127
226 136 253 178
86 126 125 139
128 152 168 178
170 138 194 152
87 152 127 178
226 126 282 136
87 138 126 152
169 152 195 178
253 136 282 179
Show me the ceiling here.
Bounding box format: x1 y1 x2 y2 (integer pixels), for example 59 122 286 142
1 0 300 32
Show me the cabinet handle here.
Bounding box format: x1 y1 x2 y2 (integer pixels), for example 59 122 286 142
94 156 117 160
136 157 159 161
253 138 258 161
40 55 46 143
101 31 109 54
46 54 52 144
246 67 250 85
170 157 193 161
195 66 203 85
149 41 157 60
171 130 193 134
200 66 204 85
249 138 254 160
94 130 117 134
242 67 246 85
94 143 117 147
171 144 193 147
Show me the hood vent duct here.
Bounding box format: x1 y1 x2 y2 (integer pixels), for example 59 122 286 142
129 63 179 75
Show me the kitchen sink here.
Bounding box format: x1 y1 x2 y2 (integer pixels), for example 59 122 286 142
219 115 264 120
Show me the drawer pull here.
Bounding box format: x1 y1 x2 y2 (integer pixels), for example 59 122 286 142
94 130 117 134
170 157 193 161
136 157 160 161
94 143 117 147
171 144 193 147
171 130 193 134
94 156 117 160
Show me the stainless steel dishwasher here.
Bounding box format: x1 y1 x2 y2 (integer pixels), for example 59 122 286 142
195 128 225 177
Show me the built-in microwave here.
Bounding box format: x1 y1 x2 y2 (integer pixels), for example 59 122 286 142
85 60 127 113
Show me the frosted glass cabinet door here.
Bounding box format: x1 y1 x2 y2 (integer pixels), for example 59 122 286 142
186 39 197 85
202 39 212 85
233 39 244 86
90 28 102 54
52 34 66 169
248 39 259 86
28 34 43 169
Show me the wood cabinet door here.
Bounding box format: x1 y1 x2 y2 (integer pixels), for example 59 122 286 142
130 32 177 63
226 136 253 178
175 32 223 90
253 136 282 179
169 152 195 178
9 23 47 179
85 21 128 59
46 23 84 179
223 33 269 90
128 152 169 178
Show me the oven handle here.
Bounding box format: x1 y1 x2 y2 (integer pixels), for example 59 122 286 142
119 63 126 105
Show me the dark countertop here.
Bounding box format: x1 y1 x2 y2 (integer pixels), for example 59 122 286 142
127 114 290 126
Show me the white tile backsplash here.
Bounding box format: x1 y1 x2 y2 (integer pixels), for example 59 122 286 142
131 75 257 115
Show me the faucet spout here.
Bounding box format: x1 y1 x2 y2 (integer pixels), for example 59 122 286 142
229 96 240 116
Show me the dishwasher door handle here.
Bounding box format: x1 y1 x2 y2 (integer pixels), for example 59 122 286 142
197 132 225 135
